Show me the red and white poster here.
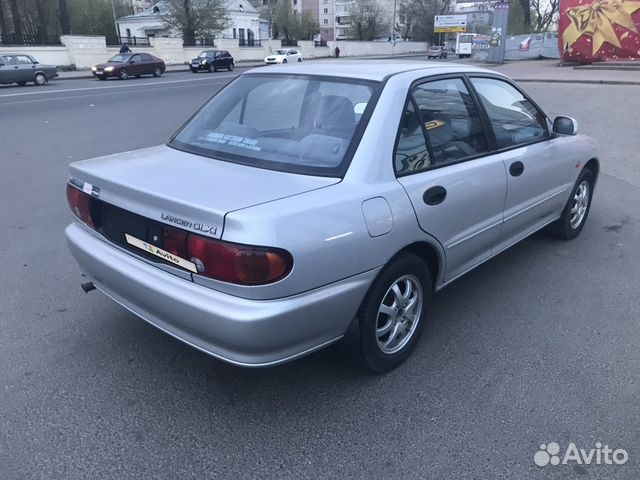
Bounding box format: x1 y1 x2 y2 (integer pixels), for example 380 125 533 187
559 0 640 62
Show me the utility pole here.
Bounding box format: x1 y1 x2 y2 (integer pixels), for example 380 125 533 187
111 0 120 42
391 0 397 56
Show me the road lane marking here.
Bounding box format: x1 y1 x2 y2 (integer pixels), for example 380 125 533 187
0 82 226 106
0 74 237 99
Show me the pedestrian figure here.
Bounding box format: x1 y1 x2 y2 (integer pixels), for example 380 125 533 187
120 43 131 54
335 45 340 58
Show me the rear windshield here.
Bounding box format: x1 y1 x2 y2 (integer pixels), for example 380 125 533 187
170 74 380 177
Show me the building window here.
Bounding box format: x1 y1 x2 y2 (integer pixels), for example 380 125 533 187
233 28 237 38
126 28 131 38
323 19 328 24
293 0 297 4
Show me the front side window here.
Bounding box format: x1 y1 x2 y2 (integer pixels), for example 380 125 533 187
171 74 378 176
16 55 33 65
470 77 548 149
412 78 488 166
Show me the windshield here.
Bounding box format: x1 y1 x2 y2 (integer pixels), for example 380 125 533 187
273 50 287 55
108 54 130 63
198 52 209 58
170 74 379 177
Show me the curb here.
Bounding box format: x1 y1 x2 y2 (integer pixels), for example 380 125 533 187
57 63 264 80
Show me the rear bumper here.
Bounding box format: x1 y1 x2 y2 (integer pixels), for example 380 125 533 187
65 223 378 367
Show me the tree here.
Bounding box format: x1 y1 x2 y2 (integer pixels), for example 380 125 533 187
8 0 23 40
0 0 9 38
402 0 452 42
273 0 298 41
162 0 230 45
58 0 70 34
299 10 318 40
531 0 558 32
349 0 387 41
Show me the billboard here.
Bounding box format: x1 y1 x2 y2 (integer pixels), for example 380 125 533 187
559 0 640 62
434 15 468 33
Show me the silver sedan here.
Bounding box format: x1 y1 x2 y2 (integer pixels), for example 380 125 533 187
65 63 599 372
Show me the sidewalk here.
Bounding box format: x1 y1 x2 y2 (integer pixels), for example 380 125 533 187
56 56 640 85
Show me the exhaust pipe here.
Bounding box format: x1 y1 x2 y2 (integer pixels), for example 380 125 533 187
81 282 96 293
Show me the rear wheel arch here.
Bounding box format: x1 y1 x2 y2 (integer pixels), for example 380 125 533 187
396 241 442 290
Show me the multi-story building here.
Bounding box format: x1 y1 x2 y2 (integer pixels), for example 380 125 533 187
318 0 401 41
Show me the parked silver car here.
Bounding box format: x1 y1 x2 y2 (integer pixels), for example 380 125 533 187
0 53 58 86
65 63 599 372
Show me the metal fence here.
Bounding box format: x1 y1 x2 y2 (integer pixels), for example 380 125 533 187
183 37 217 47
109 36 151 47
239 38 262 47
314 40 328 47
0 34 62 46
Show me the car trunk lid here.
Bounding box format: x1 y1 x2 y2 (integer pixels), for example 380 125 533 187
69 144 339 246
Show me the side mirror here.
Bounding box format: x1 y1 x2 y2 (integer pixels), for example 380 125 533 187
553 116 578 135
129 60 136 64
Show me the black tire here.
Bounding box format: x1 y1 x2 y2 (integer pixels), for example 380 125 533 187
547 168 594 240
208 63 215 73
153 66 162 77
98 76 106 80
17 81 27 86
347 252 431 372
34 73 46 86
135 74 141 78
282 58 287 64
119 69 128 80
228 62 234 71
191 68 198 73
297 57 302 62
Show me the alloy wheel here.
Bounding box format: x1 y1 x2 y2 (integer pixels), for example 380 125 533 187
376 275 423 355
570 180 590 229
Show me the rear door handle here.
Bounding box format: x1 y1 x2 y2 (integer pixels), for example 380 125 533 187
509 161 525 177
423 186 447 205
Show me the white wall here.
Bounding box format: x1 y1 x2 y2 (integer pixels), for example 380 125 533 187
0 46 71 66
1 36 429 69
326 41 428 57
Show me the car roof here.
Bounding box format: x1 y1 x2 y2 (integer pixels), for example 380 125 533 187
245 61 499 82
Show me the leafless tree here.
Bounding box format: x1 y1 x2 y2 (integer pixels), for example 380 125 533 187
162 0 230 45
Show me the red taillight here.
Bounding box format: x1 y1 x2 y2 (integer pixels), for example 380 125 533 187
186 233 292 285
162 226 188 258
66 183 94 228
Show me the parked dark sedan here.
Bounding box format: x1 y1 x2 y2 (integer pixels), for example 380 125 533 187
91 53 165 80
190 50 234 73
0 54 58 86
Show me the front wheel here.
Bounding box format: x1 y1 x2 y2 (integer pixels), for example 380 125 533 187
190 68 198 73
547 169 594 240
297 57 302 62
34 73 46 86
347 252 431 372
228 62 234 71
282 59 287 64
119 69 128 80
153 66 162 77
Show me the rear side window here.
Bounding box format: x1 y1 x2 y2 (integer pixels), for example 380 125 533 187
170 74 379 176
470 77 548 149
1 56 17 65
412 78 488 166
395 101 431 174
140 53 152 61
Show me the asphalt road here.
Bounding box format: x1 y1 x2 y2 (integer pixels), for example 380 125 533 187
1 67 639 480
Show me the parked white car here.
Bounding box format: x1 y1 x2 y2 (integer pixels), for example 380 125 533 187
264 48 303 64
